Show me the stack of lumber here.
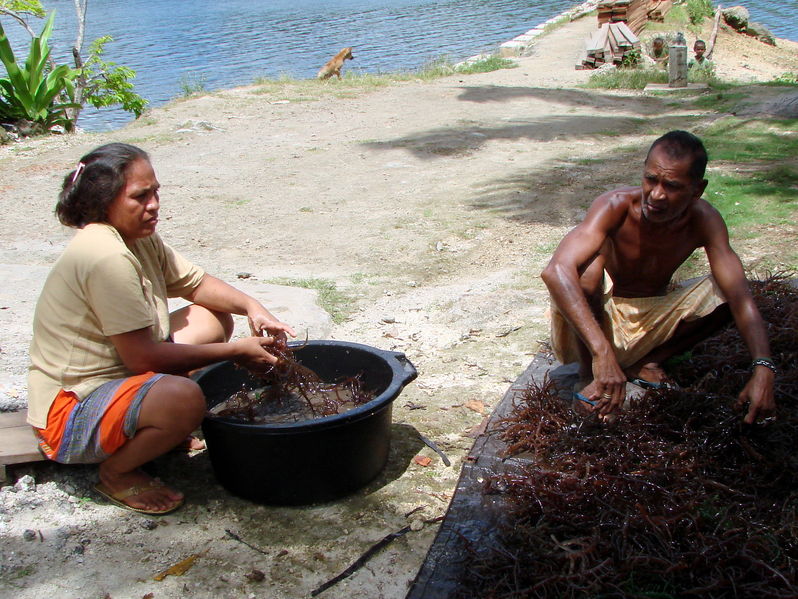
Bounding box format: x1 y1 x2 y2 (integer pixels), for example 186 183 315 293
647 0 673 21
597 0 648 34
576 21 641 70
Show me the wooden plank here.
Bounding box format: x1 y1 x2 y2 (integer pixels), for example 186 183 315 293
0 410 45 467
615 20 640 44
0 410 29 428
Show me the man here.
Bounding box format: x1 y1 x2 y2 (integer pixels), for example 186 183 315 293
688 40 711 69
541 131 775 424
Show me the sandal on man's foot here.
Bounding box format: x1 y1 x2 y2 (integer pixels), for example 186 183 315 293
627 377 680 391
94 480 184 515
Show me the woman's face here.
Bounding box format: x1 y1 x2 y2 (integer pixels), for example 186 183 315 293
106 158 160 244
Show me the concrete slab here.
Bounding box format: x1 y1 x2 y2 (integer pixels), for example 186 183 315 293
644 82 709 92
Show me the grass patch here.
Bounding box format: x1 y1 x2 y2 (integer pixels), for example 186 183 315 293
178 73 208 98
702 117 798 163
585 65 723 90
690 90 747 112
250 53 516 100
707 169 798 233
456 55 517 74
267 277 350 323
697 118 798 240
584 68 668 89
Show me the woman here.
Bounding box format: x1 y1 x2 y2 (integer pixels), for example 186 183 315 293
28 143 295 514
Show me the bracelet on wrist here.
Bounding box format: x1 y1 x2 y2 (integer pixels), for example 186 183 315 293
751 357 777 375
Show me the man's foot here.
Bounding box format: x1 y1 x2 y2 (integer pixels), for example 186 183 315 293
624 363 680 390
96 468 184 514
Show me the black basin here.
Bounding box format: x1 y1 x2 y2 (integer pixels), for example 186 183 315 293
193 340 417 505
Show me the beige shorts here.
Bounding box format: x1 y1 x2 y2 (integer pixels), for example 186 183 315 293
550 274 726 368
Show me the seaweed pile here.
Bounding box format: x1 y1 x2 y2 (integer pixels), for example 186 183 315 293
459 277 798 598
207 335 374 424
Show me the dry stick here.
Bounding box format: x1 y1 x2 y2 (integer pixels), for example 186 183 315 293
225 529 270 556
707 4 722 60
310 525 412 597
418 433 452 466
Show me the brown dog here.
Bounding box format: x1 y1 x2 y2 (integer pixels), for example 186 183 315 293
317 47 354 80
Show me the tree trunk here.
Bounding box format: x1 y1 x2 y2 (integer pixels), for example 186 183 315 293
66 0 89 128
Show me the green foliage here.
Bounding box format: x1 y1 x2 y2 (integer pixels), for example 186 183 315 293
178 72 207 97
0 12 79 129
771 72 798 85
80 35 147 117
621 48 642 68
686 0 714 25
0 0 44 18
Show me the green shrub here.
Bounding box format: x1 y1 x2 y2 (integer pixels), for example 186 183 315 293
0 12 79 130
686 0 714 25
772 72 798 85
81 36 147 116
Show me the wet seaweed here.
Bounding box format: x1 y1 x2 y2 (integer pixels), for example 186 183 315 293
208 334 375 423
458 276 798 598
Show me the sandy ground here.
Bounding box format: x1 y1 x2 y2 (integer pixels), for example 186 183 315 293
1 12 797 599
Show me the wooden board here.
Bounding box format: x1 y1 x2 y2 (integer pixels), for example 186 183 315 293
0 410 46 482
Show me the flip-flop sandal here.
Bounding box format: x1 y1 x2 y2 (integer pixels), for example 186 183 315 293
94 480 184 515
573 391 596 407
627 377 680 390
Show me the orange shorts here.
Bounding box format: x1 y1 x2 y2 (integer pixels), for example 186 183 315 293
35 373 163 464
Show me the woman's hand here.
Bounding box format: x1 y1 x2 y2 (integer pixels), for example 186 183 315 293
231 335 283 374
247 307 296 339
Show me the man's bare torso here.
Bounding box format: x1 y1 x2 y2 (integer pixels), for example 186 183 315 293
601 187 708 298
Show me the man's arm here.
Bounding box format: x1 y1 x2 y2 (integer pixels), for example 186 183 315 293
541 189 632 413
701 204 775 423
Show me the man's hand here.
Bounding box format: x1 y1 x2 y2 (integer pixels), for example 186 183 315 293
734 366 776 424
589 350 628 417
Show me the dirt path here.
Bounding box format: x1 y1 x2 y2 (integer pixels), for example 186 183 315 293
1 13 797 599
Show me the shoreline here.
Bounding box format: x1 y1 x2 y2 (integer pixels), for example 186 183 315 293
1 10 797 599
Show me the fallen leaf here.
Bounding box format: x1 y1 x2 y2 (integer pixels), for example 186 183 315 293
464 400 486 414
466 415 490 438
413 455 433 467
244 568 265 582
153 551 206 581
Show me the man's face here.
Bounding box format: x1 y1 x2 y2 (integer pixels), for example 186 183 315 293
641 147 706 224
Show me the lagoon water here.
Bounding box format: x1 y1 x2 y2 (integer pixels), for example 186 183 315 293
5 0 798 131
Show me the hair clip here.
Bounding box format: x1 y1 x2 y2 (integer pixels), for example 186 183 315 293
71 162 86 184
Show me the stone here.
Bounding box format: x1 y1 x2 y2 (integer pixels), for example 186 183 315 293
15 475 35 492
140 519 158 530
746 22 776 46
0 127 12 146
23 529 37 541
722 6 749 31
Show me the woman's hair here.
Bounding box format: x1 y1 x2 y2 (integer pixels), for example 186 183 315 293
55 143 150 228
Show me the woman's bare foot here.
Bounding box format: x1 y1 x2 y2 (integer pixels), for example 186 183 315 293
97 467 183 513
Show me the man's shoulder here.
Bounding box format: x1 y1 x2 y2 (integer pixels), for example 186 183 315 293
593 186 640 210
